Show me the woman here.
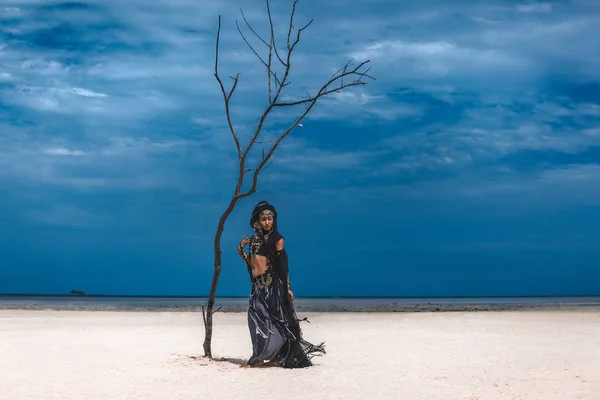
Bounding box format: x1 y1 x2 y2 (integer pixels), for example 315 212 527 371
237 200 325 368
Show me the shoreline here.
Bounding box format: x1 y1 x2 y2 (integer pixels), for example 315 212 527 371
2 302 600 312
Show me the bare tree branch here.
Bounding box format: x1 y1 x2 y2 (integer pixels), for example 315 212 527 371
255 138 277 144
286 0 309 50
239 97 316 198
267 32 273 102
237 60 373 198
238 1 312 166
239 9 269 47
237 1 290 101
261 155 277 172
235 20 269 71
266 0 287 67
235 20 283 98
287 0 313 52
214 16 242 158
273 60 375 107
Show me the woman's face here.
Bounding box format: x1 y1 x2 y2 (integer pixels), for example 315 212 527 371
259 214 273 231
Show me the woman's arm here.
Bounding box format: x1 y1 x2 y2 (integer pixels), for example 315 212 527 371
275 239 285 285
238 236 250 264
238 247 249 263
275 239 294 301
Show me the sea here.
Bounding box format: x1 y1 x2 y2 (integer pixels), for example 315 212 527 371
1 295 599 312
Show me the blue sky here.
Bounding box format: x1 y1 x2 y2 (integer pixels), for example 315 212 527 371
1 0 599 297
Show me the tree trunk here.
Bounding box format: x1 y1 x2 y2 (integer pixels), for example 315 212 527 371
203 197 239 358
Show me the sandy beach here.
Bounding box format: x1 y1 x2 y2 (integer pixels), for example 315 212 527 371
1 309 598 400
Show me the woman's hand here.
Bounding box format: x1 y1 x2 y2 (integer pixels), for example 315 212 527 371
288 289 295 302
238 235 250 251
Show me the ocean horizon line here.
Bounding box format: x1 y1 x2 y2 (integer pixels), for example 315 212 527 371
2 293 600 299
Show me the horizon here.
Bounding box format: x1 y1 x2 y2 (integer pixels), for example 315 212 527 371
3 293 599 299
1 0 600 297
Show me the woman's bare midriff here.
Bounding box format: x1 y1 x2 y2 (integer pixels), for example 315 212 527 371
251 254 268 277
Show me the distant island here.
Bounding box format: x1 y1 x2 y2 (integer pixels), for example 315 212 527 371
69 290 89 296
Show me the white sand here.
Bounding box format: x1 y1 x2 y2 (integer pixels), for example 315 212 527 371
1 310 599 400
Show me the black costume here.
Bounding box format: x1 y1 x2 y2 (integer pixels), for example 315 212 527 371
242 201 325 368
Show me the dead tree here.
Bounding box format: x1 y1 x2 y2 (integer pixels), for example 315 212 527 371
202 0 374 358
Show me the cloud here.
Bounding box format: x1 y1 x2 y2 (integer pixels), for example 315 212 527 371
515 3 553 13
339 1 600 91
297 163 600 214
351 40 527 78
69 87 107 98
378 121 600 176
0 122 214 193
330 91 375 106
455 164 600 207
41 147 87 156
1 0 599 211
366 82 600 178
275 137 375 171
3 84 111 113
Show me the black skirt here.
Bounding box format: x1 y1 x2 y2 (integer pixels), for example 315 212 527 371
247 269 325 368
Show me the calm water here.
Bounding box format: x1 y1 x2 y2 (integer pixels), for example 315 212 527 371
1 295 599 310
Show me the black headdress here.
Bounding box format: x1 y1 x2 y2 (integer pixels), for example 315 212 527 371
248 201 279 258
249 200 278 231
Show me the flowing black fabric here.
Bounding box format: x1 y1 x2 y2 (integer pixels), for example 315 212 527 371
245 231 325 368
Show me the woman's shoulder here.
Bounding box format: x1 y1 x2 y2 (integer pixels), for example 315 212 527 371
266 231 284 246
271 231 284 242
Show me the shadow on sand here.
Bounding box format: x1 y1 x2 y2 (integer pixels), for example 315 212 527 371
187 355 245 365
213 356 247 366
187 355 281 368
